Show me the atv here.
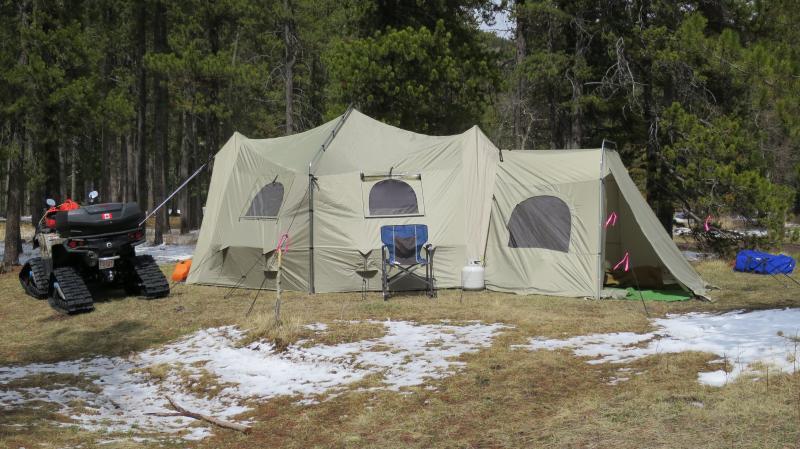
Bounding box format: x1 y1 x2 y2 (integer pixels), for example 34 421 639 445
19 191 169 313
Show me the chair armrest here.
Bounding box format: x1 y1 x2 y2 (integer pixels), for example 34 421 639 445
424 243 436 257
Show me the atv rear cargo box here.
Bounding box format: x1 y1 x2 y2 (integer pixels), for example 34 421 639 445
54 202 144 237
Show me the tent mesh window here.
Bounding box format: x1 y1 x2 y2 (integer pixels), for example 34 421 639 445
244 182 284 217
507 195 571 251
368 179 419 216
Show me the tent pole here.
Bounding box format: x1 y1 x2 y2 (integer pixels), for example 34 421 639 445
598 139 616 299
139 154 213 227
306 105 354 295
597 145 605 299
308 166 315 294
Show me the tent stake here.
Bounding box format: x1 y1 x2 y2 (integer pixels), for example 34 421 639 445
628 261 651 318
245 275 268 317
782 273 800 288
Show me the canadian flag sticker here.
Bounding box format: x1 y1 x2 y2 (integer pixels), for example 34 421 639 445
102 213 112 220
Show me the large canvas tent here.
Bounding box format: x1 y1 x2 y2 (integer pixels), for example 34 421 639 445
188 109 708 298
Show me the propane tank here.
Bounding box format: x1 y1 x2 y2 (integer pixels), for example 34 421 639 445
461 260 485 290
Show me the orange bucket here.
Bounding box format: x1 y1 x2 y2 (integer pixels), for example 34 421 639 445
171 259 192 282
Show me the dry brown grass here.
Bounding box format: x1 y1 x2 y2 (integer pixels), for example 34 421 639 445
0 259 798 448
0 221 36 242
176 367 236 399
241 309 312 350
144 215 184 229
302 321 387 347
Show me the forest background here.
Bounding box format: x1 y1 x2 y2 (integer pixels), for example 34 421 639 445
2 0 799 264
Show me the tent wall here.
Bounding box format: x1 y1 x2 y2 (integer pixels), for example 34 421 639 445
603 177 661 269
188 110 706 298
309 123 498 293
189 111 500 293
312 166 468 292
484 150 603 297
463 130 499 262
187 120 343 292
605 151 707 295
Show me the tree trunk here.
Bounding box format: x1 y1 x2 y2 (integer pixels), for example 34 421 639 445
545 14 561 149
512 0 527 150
284 0 296 135
148 156 154 212
548 87 560 149
205 14 221 228
27 138 44 227
128 133 137 202
101 128 110 200
189 113 201 230
567 79 583 149
57 145 67 201
111 137 120 202
3 130 24 267
2 156 10 216
179 110 191 234
567 13 586 150
119 134 128 202
135 0 148 211
642 59 672 234
70 146 77 199
152 0 169 244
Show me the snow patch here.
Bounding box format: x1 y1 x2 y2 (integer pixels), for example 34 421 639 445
514 308 800 386
0 320 507 442
135 243 195 264
305 323 328 331
0 241 35 265
682 250 713 262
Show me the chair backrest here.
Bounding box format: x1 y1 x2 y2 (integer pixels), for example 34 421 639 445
380 224 428 265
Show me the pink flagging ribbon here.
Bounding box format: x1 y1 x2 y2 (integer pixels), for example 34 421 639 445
276 233 290 254
704 215 712 232
613 252 630 272
604 211 618 228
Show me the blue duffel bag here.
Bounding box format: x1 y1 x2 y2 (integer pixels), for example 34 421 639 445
734 250 796 274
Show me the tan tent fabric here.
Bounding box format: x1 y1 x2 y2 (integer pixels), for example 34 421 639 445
484 148 708 297
605 151 707 296
485 150 604 297
188 111 708 298
188 109 500 293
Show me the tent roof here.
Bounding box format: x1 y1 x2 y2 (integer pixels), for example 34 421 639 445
230 109 499 175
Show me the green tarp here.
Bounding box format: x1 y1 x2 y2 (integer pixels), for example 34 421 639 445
625 288 693 302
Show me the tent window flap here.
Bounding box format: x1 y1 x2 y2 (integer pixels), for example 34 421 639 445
368 179 419 216
245 182 284 217
507 195 571 251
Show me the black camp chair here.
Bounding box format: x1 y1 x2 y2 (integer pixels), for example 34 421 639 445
380 224 436 300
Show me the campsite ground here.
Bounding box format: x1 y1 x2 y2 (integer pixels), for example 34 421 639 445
0 259 799 448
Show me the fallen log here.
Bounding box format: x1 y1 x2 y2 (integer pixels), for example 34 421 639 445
164 396 252 434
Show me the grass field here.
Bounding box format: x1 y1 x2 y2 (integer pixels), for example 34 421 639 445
0 222 36 243
1 259 799 449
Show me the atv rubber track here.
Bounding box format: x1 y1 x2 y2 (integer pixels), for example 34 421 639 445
132 255 170 298
19 257 49 299
49 266 94 314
